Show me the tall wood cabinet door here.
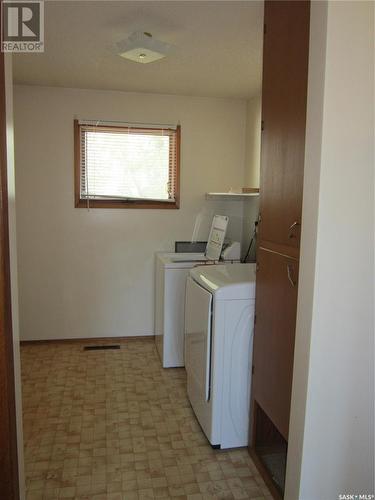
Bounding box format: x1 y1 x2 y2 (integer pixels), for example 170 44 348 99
259 0 310 251
252 248 299 440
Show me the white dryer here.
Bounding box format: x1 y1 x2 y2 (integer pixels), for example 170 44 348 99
184 263 256 449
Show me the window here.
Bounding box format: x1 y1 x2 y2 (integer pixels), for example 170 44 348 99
74 120 180 208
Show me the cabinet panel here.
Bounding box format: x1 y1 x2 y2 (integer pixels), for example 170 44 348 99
259 0 310 249
252 248 299 439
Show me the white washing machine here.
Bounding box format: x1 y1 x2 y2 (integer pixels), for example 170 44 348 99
155 252 207 368
184 263 256 449
154 215 229 368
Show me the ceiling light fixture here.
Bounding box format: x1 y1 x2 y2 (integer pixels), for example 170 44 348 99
117 32 173 64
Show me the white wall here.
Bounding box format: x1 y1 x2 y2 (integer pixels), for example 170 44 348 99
5 56 25 498
244 96 261 189
14 85 247 340
242 95 261 260
286 2 374 499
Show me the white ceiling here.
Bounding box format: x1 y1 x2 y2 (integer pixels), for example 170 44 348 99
13 0 264 99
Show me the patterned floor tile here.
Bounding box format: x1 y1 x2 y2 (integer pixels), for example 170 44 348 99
21 339 270 499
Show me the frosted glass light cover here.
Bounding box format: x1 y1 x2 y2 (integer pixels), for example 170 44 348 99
119 47 166 64
117 32 173 64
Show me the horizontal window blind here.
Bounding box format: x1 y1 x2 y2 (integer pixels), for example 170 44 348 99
79 123 179 203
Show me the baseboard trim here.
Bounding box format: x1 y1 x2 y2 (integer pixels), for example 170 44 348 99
20 335 155 346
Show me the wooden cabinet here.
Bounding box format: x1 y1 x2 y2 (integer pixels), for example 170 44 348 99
249 1 310 496
258 0 310 254
252 248 299 440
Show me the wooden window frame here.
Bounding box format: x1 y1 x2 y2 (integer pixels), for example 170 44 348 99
74 120 180 209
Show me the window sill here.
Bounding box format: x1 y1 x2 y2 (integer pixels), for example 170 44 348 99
75 198 180 209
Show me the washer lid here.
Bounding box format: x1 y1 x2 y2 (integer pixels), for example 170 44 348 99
157 252 207 269
190 263 256 300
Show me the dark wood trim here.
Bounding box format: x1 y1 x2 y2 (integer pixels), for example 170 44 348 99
73 120 181 210
75 199 179 210
0 43 20 499
73 118 81 208
78 123 176 133
174 124 181 209
20 335 155 346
